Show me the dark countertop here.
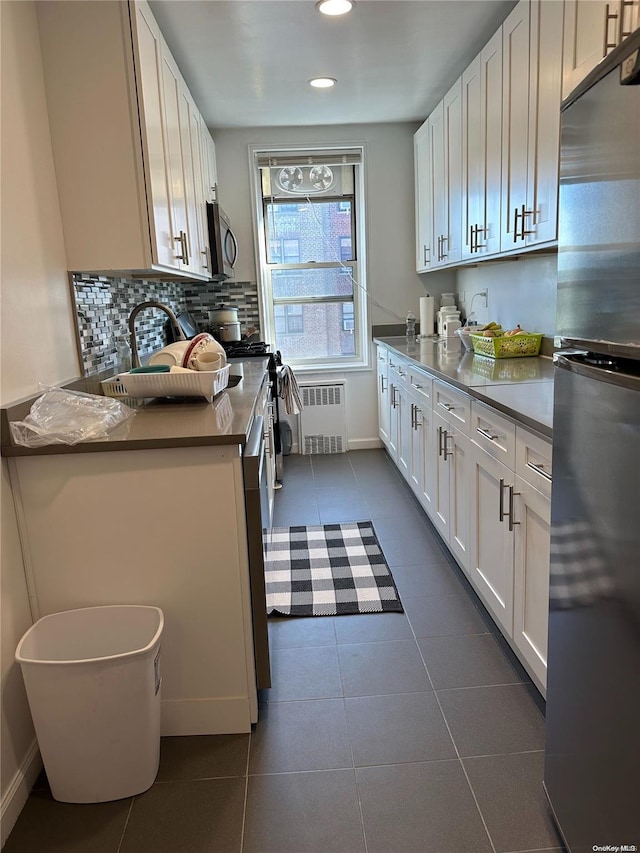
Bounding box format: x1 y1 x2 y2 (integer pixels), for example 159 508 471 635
1 357 270 457
375 337 554 438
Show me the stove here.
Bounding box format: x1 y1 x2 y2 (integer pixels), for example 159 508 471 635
221 340 271 358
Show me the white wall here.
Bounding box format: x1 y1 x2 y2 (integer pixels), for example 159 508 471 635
0 2 80 841
455 253 558 333
213 122 456 447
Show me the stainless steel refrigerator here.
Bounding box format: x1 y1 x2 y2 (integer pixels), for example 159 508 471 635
544 30 640 853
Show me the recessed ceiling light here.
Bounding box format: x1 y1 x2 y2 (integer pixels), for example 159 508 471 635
309 77 337 88
316 0 354 16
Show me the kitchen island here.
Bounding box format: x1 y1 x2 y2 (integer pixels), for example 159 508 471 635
1 358 273 736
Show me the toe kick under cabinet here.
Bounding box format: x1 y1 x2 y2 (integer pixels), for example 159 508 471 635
376 344 552 693
8 445 258 735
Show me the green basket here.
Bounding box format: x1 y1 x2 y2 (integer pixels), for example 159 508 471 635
470 333 543 359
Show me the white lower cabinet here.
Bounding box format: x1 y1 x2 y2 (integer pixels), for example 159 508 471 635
375 346 551 692
430 382 472 573
469 445 517 636
512 474 550 689
376 346 390 446
388 358 410 478
468 412 552 692
406 374 435 517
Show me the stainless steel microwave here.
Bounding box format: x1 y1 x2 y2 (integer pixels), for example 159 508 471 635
206 202 237 280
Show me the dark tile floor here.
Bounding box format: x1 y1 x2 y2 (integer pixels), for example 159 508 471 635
5 450 565 853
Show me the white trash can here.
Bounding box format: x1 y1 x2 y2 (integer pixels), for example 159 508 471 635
16 605 163 804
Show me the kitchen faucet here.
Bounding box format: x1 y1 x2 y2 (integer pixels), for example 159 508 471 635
128 301 186 368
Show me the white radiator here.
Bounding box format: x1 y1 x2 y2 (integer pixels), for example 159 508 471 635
299 382 347 454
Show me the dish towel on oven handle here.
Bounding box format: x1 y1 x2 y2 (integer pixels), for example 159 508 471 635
278 364 303 415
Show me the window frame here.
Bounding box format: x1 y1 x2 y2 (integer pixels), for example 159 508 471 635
249 144 369 372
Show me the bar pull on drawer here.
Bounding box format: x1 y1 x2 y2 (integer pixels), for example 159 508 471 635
526 461 552 482
476 426 499 442
499 477 506 522
438 401 454 412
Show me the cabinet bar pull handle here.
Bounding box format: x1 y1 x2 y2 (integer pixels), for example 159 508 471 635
438 401 454 412
520 205 535 237
174 233 187 262
424 244 429 266
470 224 476 254
438 425 443 457
499 477 506 522
507 485 520 532
440 235 448 260
182 230 190 266
443 430 453 460
380 375 386 393
411 382 422 390
476 427 498 442
415 408 423 428
619 0 634 38
475 225 487 250
526 461 552 482
603 4 619 54
513 207 521 242
410 403 415 430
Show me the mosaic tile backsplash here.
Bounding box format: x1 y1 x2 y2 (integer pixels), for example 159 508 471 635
72 274 261 375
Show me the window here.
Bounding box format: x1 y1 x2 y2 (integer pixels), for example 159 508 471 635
274 304 304 335
342 303 354 332
339 237 353 262
252 146 367 369
268 237 301 264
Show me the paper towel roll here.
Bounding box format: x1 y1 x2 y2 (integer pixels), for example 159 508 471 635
419 295 435 337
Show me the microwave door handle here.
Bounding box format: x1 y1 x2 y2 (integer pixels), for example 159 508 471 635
225 228 238 268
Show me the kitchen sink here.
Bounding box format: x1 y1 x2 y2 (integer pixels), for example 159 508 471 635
227 374 242 388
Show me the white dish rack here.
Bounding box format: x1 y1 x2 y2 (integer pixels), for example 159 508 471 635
101 365 230 403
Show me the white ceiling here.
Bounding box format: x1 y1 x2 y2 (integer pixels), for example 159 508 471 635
149 0 517 129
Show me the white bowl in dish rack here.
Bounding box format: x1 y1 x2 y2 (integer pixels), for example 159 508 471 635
102 365 230 403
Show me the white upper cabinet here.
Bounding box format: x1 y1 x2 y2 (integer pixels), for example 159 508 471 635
562 0 640 100
443 80 464 265
429 81 463 267
429 101 447 267
415 0 562 271
37 0 213 280
414 119 433 272
501 0 563 251
201 124 218 204
501 1 533 249
525 0 563 247
462 29 503 260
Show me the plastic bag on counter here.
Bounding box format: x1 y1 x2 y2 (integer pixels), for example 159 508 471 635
9 388 135 447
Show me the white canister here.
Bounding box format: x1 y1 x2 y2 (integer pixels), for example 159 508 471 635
437 308 460 336
443 318 462 338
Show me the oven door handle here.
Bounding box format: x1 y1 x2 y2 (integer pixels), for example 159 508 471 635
243 415 265 487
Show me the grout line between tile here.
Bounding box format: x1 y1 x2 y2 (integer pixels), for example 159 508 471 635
114 796 135 853
239 730 252 853
415 637 498 853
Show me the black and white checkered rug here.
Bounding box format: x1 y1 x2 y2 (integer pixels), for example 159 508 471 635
264 521 403 617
